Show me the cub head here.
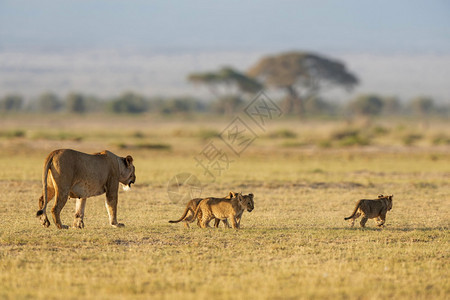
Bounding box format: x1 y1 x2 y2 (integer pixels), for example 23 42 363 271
386 195 393 210
120 155 136 190
378 194 393 211
237 192 254 212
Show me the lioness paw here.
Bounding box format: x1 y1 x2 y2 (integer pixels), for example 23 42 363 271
73 219 85 229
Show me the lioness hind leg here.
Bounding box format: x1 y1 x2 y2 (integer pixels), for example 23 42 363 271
51 188 69 229
38 196 50 227
38 186 55 227
73 198 87 229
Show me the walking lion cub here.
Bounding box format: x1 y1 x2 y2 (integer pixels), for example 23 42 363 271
169 191 236 228
192 192 254 229
344 194 393 227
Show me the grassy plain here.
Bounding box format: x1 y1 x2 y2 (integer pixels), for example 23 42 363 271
0 114 449 299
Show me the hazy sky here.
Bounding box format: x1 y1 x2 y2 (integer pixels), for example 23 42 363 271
0 0 449 101
1 0 449 53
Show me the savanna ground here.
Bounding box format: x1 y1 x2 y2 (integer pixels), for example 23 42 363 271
0 114 449 299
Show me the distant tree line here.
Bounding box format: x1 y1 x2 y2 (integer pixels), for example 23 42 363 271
0 51 448 118
0 91 447 118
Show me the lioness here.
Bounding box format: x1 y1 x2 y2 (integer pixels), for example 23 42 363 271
192 192 254 229
36 149 136 229
344 194 393 227
169 191 237 228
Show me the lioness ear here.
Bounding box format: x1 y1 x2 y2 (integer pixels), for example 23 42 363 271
124 155 133 167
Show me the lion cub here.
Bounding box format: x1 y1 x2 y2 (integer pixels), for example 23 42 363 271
344 194 393 227
193 192 254 229
169 192 237 228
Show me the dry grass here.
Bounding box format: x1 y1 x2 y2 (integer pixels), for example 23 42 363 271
0 115 449 299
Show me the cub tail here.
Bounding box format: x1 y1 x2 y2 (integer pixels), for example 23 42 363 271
169 207 193 224
344 200 362 220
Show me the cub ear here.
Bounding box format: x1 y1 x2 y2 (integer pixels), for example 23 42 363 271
124 155 133 167
249 193 254 198
228 191 235 198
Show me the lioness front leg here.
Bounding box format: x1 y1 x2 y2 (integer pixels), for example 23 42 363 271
105 194 124 228
73 198 86 229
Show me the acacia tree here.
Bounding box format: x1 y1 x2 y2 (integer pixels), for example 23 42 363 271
188 66 262 114
248 51 358 115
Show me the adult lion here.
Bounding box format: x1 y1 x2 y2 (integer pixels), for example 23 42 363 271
36 149 136 229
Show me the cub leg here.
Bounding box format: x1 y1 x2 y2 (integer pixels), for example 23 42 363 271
349 212 361 227
377 213 387 227
73 198 87 229
359 215 369 228
195 210 203 228
213 219 230 228
51 188 69 229
183 221 191 228
200 212 212 228
230 216 238 229
213 218 220 228
183 210 194 228
222 219 231 228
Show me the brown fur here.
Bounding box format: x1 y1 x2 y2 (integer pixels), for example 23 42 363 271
36 149 136 229
192 192 254 229
344 195 393 227
169 191 236 228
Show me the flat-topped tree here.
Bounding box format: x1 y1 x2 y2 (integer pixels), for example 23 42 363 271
188 66 263 114
248 51 359 115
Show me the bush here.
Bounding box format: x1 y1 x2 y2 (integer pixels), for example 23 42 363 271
109 92 148 114
349 94 383 116
267 129 297 139
0 94 23 112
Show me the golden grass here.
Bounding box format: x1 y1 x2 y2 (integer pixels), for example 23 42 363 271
0 115 449 299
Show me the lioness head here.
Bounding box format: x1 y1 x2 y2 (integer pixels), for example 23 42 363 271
119 155 136 190
237 192 254 212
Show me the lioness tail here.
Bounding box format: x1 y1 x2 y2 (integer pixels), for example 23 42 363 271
36 153 53 217
344 200 361 220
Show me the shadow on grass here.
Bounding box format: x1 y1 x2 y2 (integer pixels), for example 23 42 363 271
328 227 447 232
